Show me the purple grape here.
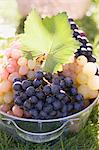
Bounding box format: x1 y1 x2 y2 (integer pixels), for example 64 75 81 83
35 71 43 80
22 80 32 90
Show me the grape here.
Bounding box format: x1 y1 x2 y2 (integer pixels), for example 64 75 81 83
29 109 39 118
12 105 24 117
64 77 73 87
0 80 11 92
63 96 70 103
29 96 38 104
6 64 16 73
56 111 63 118
24 111 32 118
46 96 54 104
28 59 36 70
4 91 13 104
50 110 57 117
53 100 62 110
5 48 12 58
19 66 28 76
33 79 42 88
76 72 88 84
88 75 99 90
56 93 65 100
78 85 90 99
51 84 61 95
70 87 78 96
88 90 98 99
43 104 53 113
83 62 97 77
36 91 45 99
39 110 47 119
52 77 60 85
43 85 51 95
75 94 84 102
27 71 35 79
0 68 9 80
20 92 28 100
61 105 67 113
23 100 33 110
15 96 24 106
35 101 44 111
18 57 27 66
75 64 83 74
11 49 22 59
22 80 32 90
74 102 82 111
67 104 73 112
13 81 22 91
26 86 35 97
0 104 11 113
60 80 66 89
35 71 43 80
76 55 87 66
8 58 18 69
8 72 20 82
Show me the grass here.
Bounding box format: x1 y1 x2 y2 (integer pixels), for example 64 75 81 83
0 1 99 150
0 105 98 150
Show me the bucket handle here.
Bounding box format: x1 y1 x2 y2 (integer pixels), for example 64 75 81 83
1 117 79 136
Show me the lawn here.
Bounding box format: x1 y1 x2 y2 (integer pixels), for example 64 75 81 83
0 0 99 150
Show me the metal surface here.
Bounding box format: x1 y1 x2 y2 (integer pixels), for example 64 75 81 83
0 96 98 143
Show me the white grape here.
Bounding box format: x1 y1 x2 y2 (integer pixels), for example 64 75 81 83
76 72 88 84
78 85 90 99
83 62 97 77
88 75 99 90
76 55 87 66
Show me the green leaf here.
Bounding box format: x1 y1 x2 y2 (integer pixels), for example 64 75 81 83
20 10 79 72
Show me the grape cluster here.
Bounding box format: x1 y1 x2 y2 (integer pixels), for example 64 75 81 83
68 18 96 63
13 71 84 119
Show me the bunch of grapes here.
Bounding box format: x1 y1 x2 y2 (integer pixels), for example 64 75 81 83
68 18 96 62
63 55 99 101
0 17 99 120
0 41 45 111
11 71 84 119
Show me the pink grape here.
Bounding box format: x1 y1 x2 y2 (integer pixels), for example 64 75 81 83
18 57 27 66
12 105 24 117
5 48 12 58
0 80 11 93
8 58 18 67
0 68 9 80
4 91 13 104
8 72 20 82
0 104 11 113
11 49 22 59
6 64 16 73
19 65 28 75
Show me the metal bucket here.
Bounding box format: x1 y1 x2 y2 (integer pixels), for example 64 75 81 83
0 96 98 143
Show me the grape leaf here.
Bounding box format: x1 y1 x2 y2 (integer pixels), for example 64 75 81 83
20 10 79 72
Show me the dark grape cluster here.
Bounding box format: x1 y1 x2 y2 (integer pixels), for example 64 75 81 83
13 71 84 119
68 18 96 63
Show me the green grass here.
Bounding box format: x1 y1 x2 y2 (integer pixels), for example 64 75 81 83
0 105 98 150
0 1 99 150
